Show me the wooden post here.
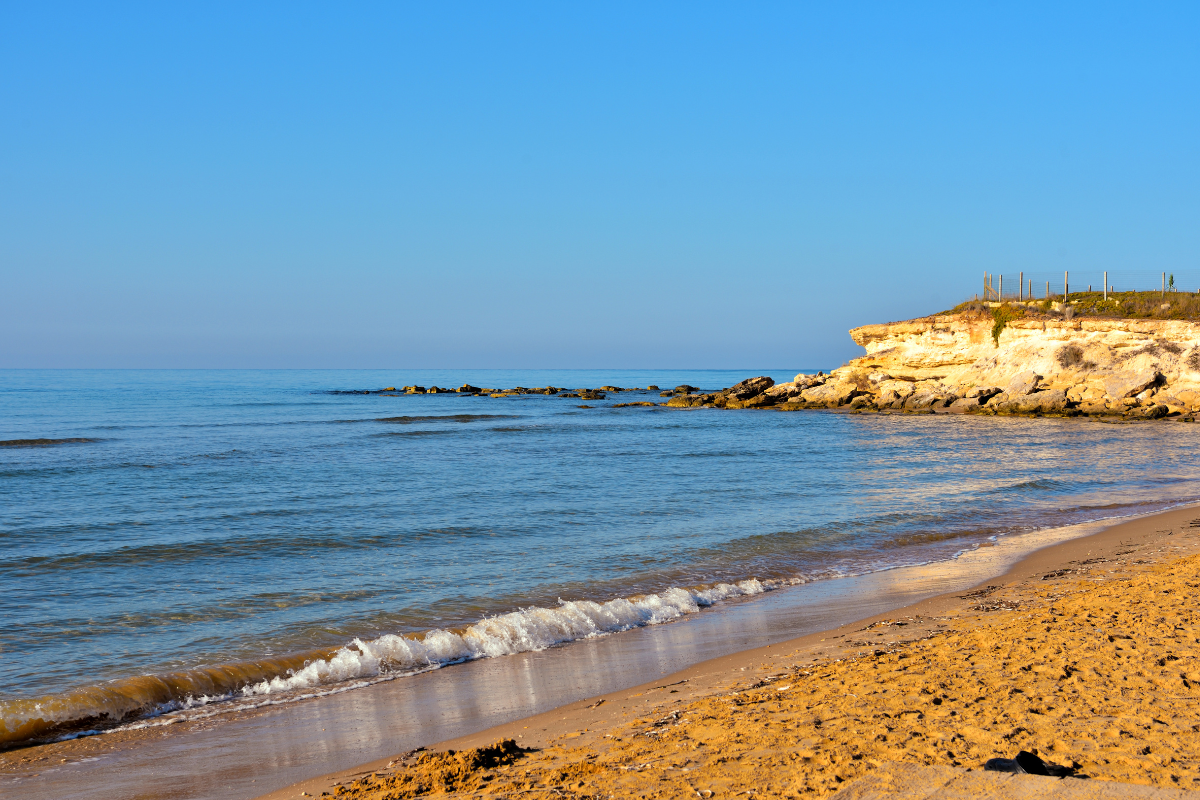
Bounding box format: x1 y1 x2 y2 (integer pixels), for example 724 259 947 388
1065 271 1069 301
1046 280 1050 300
1163 271 1166 298
999 274 1003 301
1104 271 1107 301
1020 271 1024 301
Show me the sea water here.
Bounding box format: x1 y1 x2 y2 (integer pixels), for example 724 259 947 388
3 369 1199 747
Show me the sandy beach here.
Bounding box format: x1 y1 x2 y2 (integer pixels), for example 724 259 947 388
252 504 1200 799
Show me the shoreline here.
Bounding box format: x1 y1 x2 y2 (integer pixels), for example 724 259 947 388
5 501 1197 799
253 501 1200 800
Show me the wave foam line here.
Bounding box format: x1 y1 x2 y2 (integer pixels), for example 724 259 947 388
0 579 770 748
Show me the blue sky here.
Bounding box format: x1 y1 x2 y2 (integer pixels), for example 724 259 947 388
2 3 1197 368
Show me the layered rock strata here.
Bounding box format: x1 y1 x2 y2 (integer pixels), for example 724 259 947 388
669 313 1200 419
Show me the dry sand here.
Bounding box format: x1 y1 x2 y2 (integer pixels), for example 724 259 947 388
257 505 1200 799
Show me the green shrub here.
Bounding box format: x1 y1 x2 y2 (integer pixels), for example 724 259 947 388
991 306 1017 346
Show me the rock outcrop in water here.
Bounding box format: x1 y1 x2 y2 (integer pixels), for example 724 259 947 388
331 314 1200 420
671 311 1200 420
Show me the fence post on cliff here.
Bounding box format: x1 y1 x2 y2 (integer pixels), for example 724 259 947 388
999 274 1003 301
1163 272 1167 298
1104 271 1107 301
1065 271 1069 302
1020 271 1024 302
1046 280 1049 300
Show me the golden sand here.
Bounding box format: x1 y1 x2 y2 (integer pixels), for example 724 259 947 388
323 548 1200 798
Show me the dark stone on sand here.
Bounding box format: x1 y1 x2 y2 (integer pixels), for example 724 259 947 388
984 750 1076 777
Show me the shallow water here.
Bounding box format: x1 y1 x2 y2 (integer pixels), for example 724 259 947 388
3 369 1200 746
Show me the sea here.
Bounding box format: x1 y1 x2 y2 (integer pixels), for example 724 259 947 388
3 368 1200 750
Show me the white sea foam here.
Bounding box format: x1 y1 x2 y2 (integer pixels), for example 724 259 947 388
241 579 770 697
2 577 785 746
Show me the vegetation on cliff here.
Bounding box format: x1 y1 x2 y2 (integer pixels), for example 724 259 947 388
949 290 1200 322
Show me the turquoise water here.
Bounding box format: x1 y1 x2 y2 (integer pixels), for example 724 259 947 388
3 369 1199 746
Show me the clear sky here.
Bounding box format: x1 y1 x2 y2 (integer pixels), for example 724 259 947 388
2 3 1198 369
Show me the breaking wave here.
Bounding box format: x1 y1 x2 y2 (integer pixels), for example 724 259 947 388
0 578 771 748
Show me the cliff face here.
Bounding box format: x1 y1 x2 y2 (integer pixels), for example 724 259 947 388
834 314 1200 416
660 312 1200 417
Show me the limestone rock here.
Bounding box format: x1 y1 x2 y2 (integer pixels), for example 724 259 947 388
764 381 804 400
723 376 775 400
964 386 1002 401
800 380 860 407
876 380 916 406
1017 389 1069 414
947 397 982 413
846 313 1200 419
666 394 711 408
1005 370 1041 397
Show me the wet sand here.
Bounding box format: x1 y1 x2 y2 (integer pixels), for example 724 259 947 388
4 506 1198 800
256 504 1200 799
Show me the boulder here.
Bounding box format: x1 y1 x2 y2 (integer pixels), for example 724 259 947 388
1005 370 1041 397
740 393 779 408
903 391 939 410
764 381 804 400
1078 400 1111 415
673 385 699 395
876 380 916 406
947 397 982 413
458 384 482 394
1015 389 1069 414
1102 372 1161 400
724 376 776 400
666 394 711 408
983 391 1010 409
800 380 860 407
964 386 1002 401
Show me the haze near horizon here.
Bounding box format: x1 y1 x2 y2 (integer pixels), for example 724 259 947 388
1 3 1198 368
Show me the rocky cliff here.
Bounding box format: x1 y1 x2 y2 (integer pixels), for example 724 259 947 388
667 312 1200 419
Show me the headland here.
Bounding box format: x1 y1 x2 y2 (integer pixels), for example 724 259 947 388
666 294 1200 419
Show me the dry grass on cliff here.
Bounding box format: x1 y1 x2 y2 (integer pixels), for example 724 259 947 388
949 291 1200 321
